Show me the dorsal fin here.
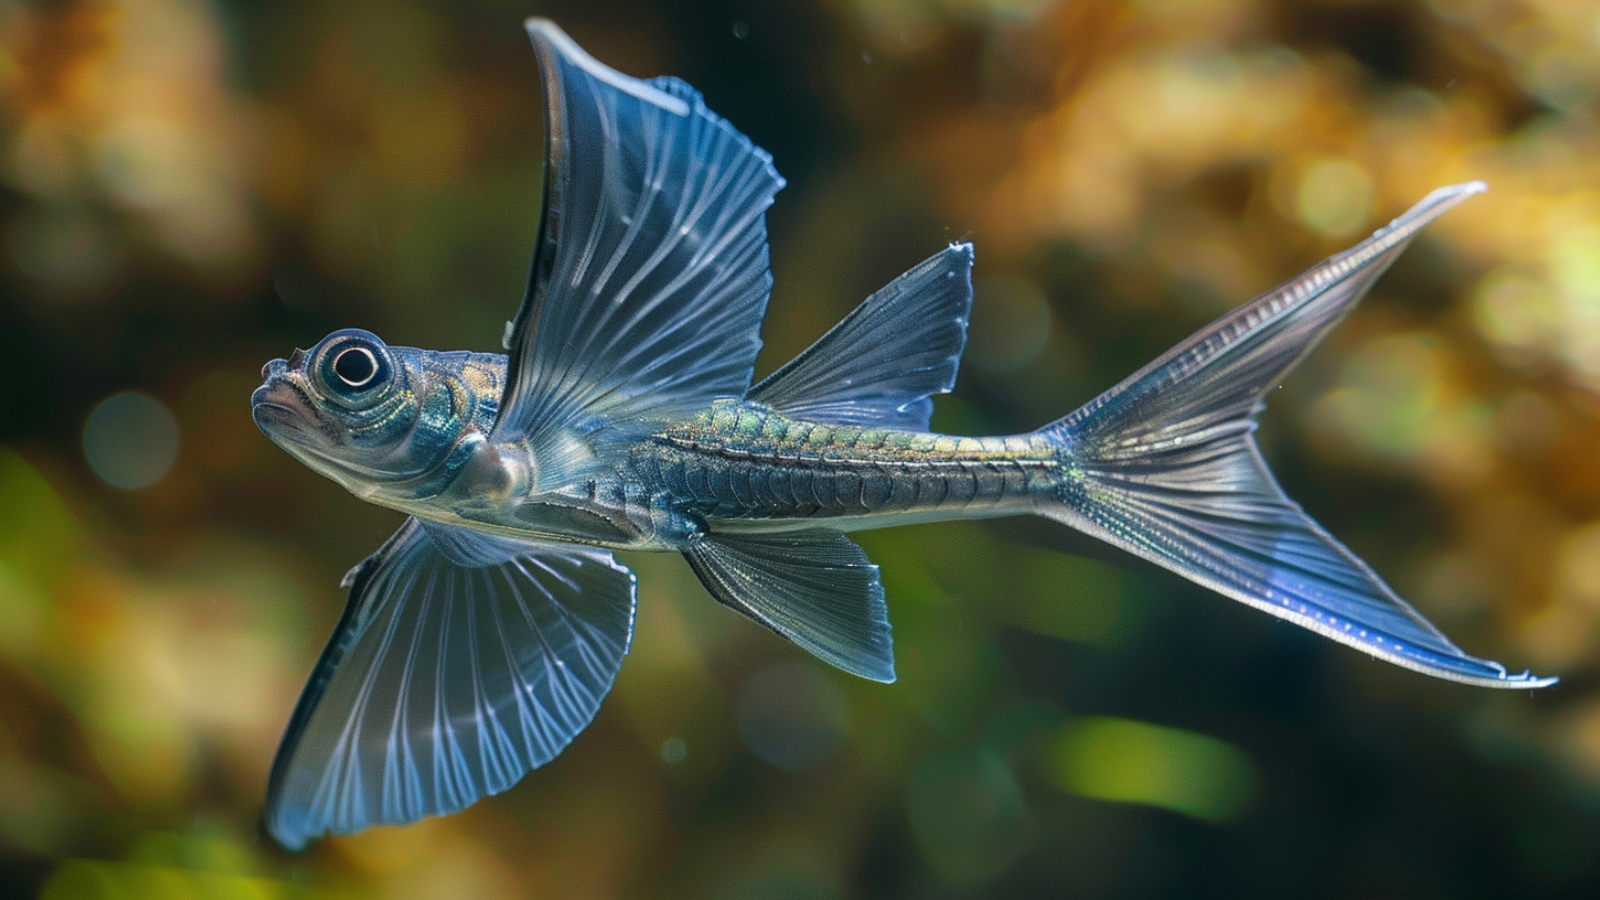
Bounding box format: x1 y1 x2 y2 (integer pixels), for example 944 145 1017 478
749 243 973 431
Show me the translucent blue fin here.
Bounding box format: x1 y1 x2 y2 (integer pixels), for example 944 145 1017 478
1037 183 1554 689
264 518 637 850
749 243 974 430
684 531 894 682
495 20 785 469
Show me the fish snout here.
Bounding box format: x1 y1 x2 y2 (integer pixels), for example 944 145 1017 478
250 378 314 446
250 381 276 408
250 368 313 429
252 381 286 415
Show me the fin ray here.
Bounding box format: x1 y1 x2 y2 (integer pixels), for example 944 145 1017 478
685 531 894 682
1037 183 1553 688
265 518 637 849
495 21 785 466
749 243 974 430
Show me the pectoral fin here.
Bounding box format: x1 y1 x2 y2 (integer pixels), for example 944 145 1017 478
265 518 637 849
685 531 894 682
495 21 785 472
750 243 973 430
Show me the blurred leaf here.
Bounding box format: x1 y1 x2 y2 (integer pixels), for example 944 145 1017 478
39 858 350 900
1043 717 1257 823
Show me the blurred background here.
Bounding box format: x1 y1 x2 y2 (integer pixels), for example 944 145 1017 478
2 0 1599 896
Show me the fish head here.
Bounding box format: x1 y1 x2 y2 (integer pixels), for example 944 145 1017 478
252 329 435 496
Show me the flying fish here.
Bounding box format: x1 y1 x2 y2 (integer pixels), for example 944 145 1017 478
251 19 1553 850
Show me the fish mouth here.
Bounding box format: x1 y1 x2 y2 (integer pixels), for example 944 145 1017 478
250 398 301 434
251 370 318 440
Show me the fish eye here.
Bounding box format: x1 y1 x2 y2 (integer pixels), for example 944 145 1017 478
312 330 394 402
333 346 379 387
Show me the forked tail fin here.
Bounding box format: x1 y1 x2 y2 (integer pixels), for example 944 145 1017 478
1035 183 1554 688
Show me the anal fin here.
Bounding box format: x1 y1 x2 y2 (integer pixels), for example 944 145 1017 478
684 531 894 682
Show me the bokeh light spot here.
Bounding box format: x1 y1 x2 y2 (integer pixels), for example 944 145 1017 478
661 736 688 764
1296 159 1375 238
1550 227 1600 383
1557 522 1600 610
1474 267 1562 360
1308 332 1443 460
1304 328 1496 484
737 662 850 772
1158 49 1245 127
908 747 1032 884
83 392 180 490
1045 717 1256 822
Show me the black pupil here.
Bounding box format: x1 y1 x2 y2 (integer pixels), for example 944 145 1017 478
333 348 377 386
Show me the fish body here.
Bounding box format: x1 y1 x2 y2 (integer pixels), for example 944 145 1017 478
266 344 1060 542
250 19 1553 851
637 400 1059 531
